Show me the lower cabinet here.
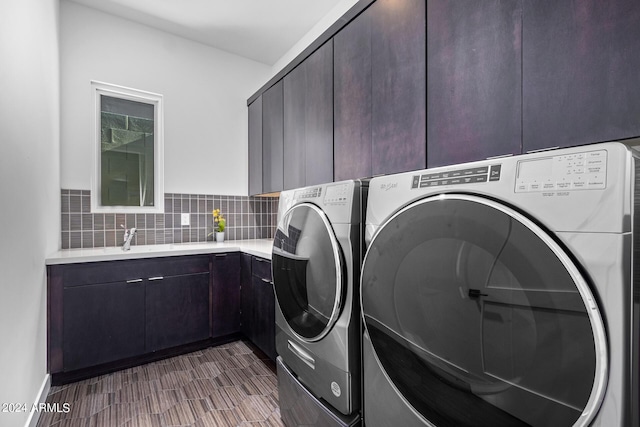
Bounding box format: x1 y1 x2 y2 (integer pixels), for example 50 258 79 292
240 254 253 338
50 255 212 377
63 280 145 371
241 254 277 361
252 274 276 360
145 272 210 352
49 251 276 383
211 253 241 338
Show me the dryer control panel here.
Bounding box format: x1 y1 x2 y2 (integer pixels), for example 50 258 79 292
515 149 607 193
292 183 351 205
294 187 322 200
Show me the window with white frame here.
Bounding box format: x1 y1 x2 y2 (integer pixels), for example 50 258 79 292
91 81 164 213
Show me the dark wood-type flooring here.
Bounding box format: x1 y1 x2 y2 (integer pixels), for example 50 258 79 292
37 340 284 427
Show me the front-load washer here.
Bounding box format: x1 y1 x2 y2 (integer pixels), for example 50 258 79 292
273 180 367 426
360 142 640 426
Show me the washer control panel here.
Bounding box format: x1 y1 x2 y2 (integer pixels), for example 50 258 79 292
515 149 607 193
324 183 350 205
411 164 502 189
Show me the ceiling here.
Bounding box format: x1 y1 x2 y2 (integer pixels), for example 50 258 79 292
69 0 349 66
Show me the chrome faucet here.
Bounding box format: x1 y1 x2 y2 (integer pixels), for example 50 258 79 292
121 225 137 251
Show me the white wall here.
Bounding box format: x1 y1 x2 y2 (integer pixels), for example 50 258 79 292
60 0 271 196
270 0 359 76
0 0 60 426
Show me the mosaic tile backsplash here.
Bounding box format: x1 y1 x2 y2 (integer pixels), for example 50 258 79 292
61 190 279 249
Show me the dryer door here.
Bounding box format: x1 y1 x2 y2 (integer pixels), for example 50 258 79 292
273 203 344 342
361 194 607 427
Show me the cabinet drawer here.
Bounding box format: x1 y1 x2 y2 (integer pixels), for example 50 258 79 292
252 256 272 281
59 255 210 287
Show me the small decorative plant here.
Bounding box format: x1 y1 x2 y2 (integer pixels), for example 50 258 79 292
213 208 226 232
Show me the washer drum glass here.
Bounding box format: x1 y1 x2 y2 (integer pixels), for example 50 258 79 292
361 195 607 427
273 203 344 342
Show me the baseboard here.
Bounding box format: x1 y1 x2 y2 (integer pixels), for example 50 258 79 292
24 374 51 427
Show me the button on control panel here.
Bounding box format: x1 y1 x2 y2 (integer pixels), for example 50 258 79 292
515 149 607 193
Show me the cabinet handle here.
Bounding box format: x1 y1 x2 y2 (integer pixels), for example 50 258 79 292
148 276 164 281
261 278 272 284
126 278 143 283
254 257 268 263
215 254 228 258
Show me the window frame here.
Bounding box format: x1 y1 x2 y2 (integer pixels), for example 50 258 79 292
91 80 164 214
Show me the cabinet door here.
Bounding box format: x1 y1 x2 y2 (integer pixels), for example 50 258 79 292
248 97 263 196
284 41 334 190
263 80 284 193
240 253 253 340
252 275 277 361
284 63 306 190
305 40 334 186
212 253 241 337
334 10 373 181
371 0 426 176
523 0 640 152
145 273 210 352
251 257 276 361
63 280 145 371
427 0 522 167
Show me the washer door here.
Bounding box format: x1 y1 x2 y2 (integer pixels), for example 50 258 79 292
361 194 607 427
273 203 344 342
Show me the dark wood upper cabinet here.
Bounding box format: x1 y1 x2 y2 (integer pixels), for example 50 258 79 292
248 97 263 196
262 80 284 193
334 9 373 182
427 0 522 167
371 0 426 176
253 0 640 182
305 41 334 186
284 41 334 190
334 0 426 180
283 62 306 190
522 0 640 152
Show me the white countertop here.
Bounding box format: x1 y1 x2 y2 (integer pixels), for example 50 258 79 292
46 239 274 265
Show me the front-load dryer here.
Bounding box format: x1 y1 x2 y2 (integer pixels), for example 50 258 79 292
360 142 639 426
273 180 367 427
